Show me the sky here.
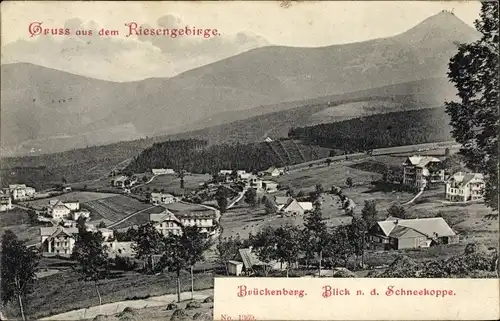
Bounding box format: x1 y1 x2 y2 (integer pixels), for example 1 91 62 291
0 1 483 81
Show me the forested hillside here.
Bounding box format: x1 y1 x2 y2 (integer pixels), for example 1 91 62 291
288 107 453 152
125 139 330 174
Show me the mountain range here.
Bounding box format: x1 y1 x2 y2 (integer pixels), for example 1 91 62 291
0 11 479 156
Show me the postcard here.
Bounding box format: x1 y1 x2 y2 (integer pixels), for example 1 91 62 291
0 1 498 321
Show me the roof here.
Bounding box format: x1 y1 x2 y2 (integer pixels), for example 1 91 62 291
228 260 243 265
48 200 71 210
238 248 261 269
404 156 441 168
151 192 175 198
113 176 128 182
274 196 291 205
388 225 427 239
149 210 181 224
447 172 485 186
298 202 313 211
40 226 78 238
9 184 26 189
377 217 456 238
162 202 217 219
283 199 304 212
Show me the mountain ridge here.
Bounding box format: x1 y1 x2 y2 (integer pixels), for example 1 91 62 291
1 11 478 155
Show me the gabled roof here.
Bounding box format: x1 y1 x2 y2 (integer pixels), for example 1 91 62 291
151 192 175 198
447 172 485 186
40 226 78 238
298 202 313 211
274 196 291 205
377 217 455 238
282 199 304 212
238 248 261 269
48 200 71 210
388 225 427 239
404 156 441 168
149 210 181 224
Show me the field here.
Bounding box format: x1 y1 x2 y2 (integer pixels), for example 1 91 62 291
0 207 41 245
21 191 117 209
2 269 215 320
85 195 153 224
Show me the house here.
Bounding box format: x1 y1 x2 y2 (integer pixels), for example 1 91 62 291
262 166 284 177
8 184 36 201
63 201 80 211
150 210 183 236
239 172 253 180
249 177 263 189
111 175 129 188
219 170 233 176
264 137 274 143
163 202 220 235
369 217 459 250
63 187 72 193
47 200 72 220
0 193 13 212
72 209 91 221
402 156 444 188
262 180 279 193
152 168 175 175
445 172 485 202
229 248 285 276
227 260 244 276
150 192 177 205
266 197 312 215
40 226 78 255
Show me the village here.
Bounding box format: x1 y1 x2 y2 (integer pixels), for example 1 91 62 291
1 140 497 284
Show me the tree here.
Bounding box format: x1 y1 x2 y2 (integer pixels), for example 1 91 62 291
249 227 276 276
303 202 328 275
346 177 353 189
181 227 211 299
72 224 110 306
215 187 228 213
274 224 302 277
97 221 107 228
264 199 277 215
327 225 355 268
315 183 324 195
217 236 243 276
387 203 407 219
325 158 332 166
159 234 188 303
445 2 499 211
244 188 257 207
361 200 378 229
132 223 164 272
61 177 67 184
350 215 367 268
1 231 40 321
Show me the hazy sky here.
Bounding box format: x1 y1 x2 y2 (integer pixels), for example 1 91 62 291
1 1 481 46
0 1 483 81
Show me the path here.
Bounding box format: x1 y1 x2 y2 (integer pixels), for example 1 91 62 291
40 289 213 320
107 205 158 228
130 174 159 190
227 188 248 209
402 187 425 206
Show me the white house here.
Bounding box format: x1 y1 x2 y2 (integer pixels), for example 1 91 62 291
0 193 13 211
445 172 485 202
63 201 80 211
40 226 78 255
72 209 91 221
402 156 444 188
8 184 36 201
152 168 175 175
266 197 312 215
262 166 284 177
262 181 279 193
219 170 233 175
227 260 244 276
111 176 129 188
47 200 72 220
150 192 177 205
150 210 183 236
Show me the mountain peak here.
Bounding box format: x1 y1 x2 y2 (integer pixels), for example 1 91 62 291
397 10 480 44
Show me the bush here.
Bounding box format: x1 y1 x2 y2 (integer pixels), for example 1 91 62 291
186 300 202 310
112 256 138 271
202 296 214 303
166 303 179 310
170 309 189 321
193 312 212 320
